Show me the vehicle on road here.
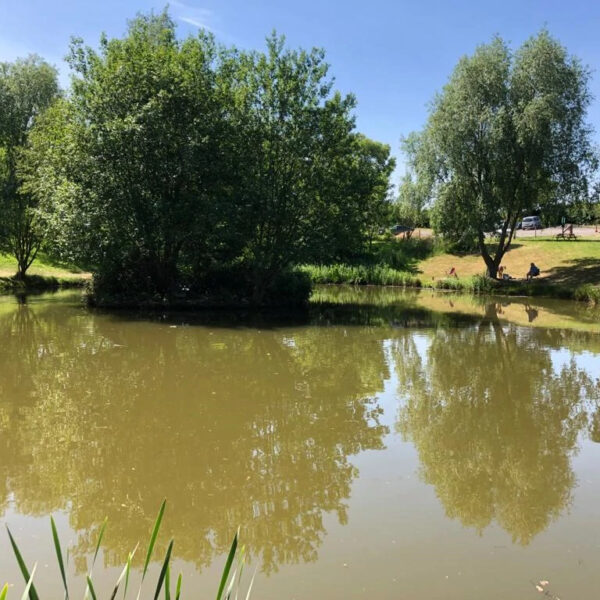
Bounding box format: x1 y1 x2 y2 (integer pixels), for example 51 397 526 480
521 216 542 230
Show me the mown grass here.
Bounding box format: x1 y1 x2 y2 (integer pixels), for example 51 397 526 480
303 265 600 305
418 236 600 287
302 234 600 305
2 500 254 600
0 252 88 280
0 253 89 295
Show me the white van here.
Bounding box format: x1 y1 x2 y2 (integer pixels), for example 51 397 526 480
521 216 542 230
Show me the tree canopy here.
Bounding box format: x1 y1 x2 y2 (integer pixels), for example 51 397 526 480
404 31 596 277
18 12 394 304
0 55 59 277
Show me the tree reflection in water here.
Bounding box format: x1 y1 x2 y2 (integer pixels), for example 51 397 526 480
1 293 599 577
0 299 389 573
396 302 600 545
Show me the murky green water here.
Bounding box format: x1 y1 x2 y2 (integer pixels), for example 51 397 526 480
1 288 599 599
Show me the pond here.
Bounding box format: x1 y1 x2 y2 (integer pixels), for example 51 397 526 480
1 287 599 599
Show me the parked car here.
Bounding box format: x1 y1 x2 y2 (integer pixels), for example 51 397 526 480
521 216 542 230
390 224 413 235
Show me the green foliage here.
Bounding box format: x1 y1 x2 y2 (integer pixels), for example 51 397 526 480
392 172 430 229
0 55 59 277
301 263 422 287
21 12 393 306
406 31 596 278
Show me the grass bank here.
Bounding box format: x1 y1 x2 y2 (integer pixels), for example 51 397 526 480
0 252 89 294
302 233 600 305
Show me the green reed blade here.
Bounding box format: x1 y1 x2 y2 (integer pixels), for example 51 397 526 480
109 558 130 600
142 500 166 581
224 567 237 600
6 527 39 600
20 564 37 600
84 518 107 600
123 546 137 600
164 564 170 600
86 577 97 600
1 583 8 600
92 518 108 568
50 517 69 600
234 546 246 600
216 529 238 600
153 540 173 600
174 574 182 600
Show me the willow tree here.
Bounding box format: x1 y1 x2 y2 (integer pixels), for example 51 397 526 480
0 56 59 278
405 32 595 277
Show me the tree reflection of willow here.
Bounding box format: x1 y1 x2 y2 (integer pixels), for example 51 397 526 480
396 304 600 545
0 300 389 574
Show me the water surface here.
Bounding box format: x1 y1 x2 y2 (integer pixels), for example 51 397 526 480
1 288 599 599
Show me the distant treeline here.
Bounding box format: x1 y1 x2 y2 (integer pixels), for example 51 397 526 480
0 11 395 305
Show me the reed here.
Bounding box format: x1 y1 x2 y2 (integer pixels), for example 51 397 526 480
3 501 254 600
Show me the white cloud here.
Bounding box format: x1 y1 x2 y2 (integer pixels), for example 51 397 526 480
171 1 215 33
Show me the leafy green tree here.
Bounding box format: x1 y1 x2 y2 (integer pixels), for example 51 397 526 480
0 56 59 277
349 136 396 251
220 34 364 302
25 13 394 305
394 172 430 234
56 12 221 296
405 32 595 277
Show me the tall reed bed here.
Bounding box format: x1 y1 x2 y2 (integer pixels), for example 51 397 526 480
300 264 422 287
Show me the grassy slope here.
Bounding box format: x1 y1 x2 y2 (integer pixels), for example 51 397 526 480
418 235 600 287
0 252 90 280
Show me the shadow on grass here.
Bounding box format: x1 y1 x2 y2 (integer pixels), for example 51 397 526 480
35 251 88 273
544 257 600 286
444 242 525 258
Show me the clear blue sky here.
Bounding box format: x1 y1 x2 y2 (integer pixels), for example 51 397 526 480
1 0 600 182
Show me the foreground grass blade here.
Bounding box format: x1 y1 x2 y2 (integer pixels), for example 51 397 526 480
234 546 246 600
92 518 108 568
6 527 40 600
86 577 98 600
84 518 108 600
1 583 8 600
154 540 173 600
123 545 138 600
164 564 171 600
175 574 182 600
20 564 37 600
50 516 69 599
153 540 173 600
142 500 166 581
244 569 257 600
224 567 237 600
108 544 138 600
216 529 238 600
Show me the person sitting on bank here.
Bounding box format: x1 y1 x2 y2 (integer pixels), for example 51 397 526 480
526 262 540 281
448 267 458 278
498 265 504 279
